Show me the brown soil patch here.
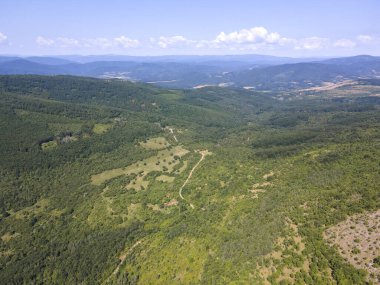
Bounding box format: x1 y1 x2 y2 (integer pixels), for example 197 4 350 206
263 171 275 180
164 199 178 207
324 209 380 283
249 181 272 199
1 232 20 242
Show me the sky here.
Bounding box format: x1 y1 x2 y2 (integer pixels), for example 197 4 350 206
0 0 379 57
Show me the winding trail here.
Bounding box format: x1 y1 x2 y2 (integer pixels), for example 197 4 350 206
179 150 211 207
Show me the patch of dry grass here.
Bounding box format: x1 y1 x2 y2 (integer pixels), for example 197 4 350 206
93 123 112 134
41 140 58 151
139 137 170 150
91 145 189 187
1 232 20 242
324 209 380 283
156 175 175 183
257 219 313 284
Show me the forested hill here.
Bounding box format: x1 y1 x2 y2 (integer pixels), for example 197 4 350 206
0 75 379 284
0 55 380 89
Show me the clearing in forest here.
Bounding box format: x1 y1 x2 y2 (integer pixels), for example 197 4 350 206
324 209 380 283
41 140 58 151
139 137 170 150
91 145 189 188
93 123 112 134
156 175 175 182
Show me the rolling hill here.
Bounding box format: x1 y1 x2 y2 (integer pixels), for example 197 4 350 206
0 55 379 90
0 75 379 284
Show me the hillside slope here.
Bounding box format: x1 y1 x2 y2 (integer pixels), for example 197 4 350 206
0 75 379 284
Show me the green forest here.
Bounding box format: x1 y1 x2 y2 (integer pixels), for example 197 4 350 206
0 75 379 284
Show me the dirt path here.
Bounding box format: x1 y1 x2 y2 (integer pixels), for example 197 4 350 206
169 128 178 142
179 150 211 206
103 240 142 284
166 127 178 142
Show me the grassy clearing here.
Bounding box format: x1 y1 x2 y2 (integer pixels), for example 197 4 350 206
157 92 183 101
41 140 58 151
87 146 190 228
93 123 112 134
324 209 380 283
139 137 170 150
14 109 84 134
91 145 189 186
13 198 50 220
156 175 175 183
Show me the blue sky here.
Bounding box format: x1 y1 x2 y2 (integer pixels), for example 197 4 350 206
0 0 379 57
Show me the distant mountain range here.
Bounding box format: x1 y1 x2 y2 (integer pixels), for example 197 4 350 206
0 54 379 90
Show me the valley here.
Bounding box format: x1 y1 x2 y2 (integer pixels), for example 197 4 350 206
0 74 379 284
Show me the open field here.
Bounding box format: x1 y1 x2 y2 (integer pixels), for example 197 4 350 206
301 83 380 98
91 145 189 187
299 80 357 92
155 175 175 182
139 137 170 150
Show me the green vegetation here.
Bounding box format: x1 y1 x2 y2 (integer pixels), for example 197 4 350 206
139 137 170 150
0 75 379 284
93 123 113 134
374 257 380 268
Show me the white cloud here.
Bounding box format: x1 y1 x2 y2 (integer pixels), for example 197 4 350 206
357 35 373 43
35 35 139 49
0 32 8 43
56 37 81 47
114 36 139 48
156 36 192 48
36 36 54 46
210 27 329 52
32 29 375 54
83 37 113 49
295 37 328 50
215 27 283 45
333 39 356 48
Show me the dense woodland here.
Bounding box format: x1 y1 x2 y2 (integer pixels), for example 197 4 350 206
0 75 379 284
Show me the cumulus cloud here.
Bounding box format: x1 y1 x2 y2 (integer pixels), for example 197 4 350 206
215 27 283 45
333 39 356 48
0 32 8 43
155 36 192 48
295 37 328 50
56 37 81 47
36 36 54 46
357 35 373 43
83 37 113 49
114 36 139 48
37 36 80 48
33 29 373 53
209 27 328 52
